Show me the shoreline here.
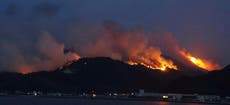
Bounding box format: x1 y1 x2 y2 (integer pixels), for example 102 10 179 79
1 95 227 105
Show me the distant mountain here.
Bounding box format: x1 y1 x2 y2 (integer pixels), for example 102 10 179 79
0 57 229 95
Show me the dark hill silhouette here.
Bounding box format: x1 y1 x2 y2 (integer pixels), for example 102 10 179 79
0 57 229 95
0 57 181 93
168 65 230 95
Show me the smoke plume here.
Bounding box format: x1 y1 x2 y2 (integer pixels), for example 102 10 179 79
0 32 79 73
0 19 221 73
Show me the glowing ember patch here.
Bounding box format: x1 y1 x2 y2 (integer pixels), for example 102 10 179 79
189 56 206 69
127 60 176 71
190 57 196 63
126 47 178 71
16 64 33 74
179 49 221 71
126 61 138 65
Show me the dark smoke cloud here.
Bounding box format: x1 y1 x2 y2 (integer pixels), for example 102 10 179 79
76 21 147 60
0 32 79 73
0 41 26 71
0 16 222 72
0 1 68 72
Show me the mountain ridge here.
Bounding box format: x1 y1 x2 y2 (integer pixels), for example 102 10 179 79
0 57 229 95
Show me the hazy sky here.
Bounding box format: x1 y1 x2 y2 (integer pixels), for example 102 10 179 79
0 0 229 68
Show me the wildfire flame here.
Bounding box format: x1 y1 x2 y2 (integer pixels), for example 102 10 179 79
12 26 221 73
126 47 178 71
179 49 221 71
15 64 34 74
127 60 177 71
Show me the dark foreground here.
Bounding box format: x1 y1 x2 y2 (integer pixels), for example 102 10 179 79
1 58 230 96
0 96 220 105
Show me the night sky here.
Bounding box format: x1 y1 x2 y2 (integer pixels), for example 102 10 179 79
0 0 229 72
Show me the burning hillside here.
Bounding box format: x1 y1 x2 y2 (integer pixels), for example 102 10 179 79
4 22 221 73
126 47 178 71
179 49 221 71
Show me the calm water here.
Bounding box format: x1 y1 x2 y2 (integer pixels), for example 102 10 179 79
0 96 217 105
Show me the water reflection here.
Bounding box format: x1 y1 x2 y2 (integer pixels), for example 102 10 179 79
153 101 170 105
0 96 217 105
147 101 213 105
